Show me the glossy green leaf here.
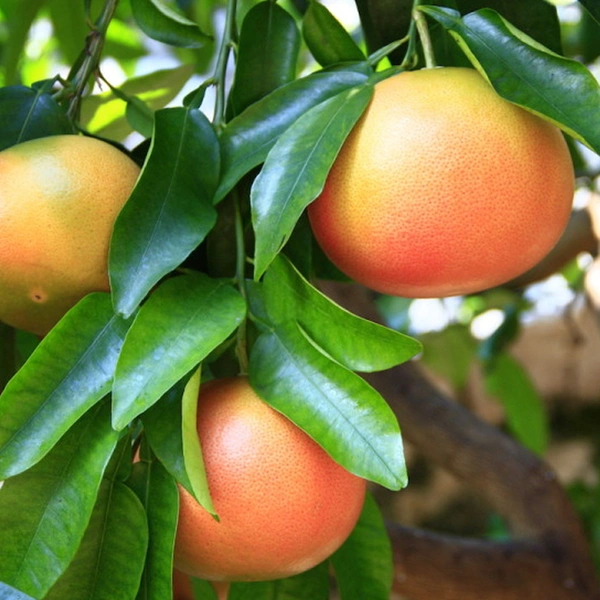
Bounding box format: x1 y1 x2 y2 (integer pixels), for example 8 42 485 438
46 478 149 600
264 256 421 371
0 582 36 600
421 6 600 151
143 370 215 515
110 107 219 317
252 83 373 279
249 322 406 490
130 0 210 48
227 1 300 117
483 353 548 455
128 458 179 600
112 274 245 430
0 402 118 598
229 563 330 599
0 86 73 151
216 69 370 202
303 0 365 67
0 294 132 479
331 492 393 600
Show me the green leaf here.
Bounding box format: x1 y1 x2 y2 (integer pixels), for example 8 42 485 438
127 458 179 600
249 322 406 490
46 478 149 600
0 402 119 598
110 107 219 317
580 0 600 26
143 370 216 515
0 86 73 151
421 6 600 151
251 83 374 279
227 1 300 117
483 353 548 455
303 0 365 67
48 0 88 63
228 563 330 600
0 582 36 600
112 274 245 430
130 0 210 48
216 69 370 203
0 293 132 479
263 256 421 372
331 492 393 600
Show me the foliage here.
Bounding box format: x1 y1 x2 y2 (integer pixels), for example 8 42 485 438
0 0 599 598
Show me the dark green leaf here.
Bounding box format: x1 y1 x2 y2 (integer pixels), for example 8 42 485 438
216 69 370 203
0 86 73 151
126 96 155 138
0 293 132 479
421 6 600 151
46 478 149 600
143 370 215 515
110 107 219 317
112 274 245 430
48 0 88 63
130 0 210 48
249 322 406 490
0 402 119 598
251 83 373 278
228 563 330 599
580 0 600 26
264 256 421 371
331 492 393 600
483 353 548 455
303 0 365 67
128 458 179 600
227 1 300 117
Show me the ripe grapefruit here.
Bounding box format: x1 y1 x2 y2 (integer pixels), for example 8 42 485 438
308 67 575 298
174 376 366 582
0 134 140 335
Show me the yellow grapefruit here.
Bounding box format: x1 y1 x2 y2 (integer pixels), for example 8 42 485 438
174 376 366 582
0 134 140 335
308 67 575 297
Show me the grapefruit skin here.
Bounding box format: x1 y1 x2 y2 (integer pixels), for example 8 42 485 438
308 67 575 298
174 376 367 582
0 135 140 335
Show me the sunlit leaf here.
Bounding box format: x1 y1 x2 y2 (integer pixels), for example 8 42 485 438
46 478 149 600
216 69 370 202
130 0 210 48
0 294 132 479
421 6 600 151
128 457 179 600
0 402 118 598
0 582 36 600
263 256 422 371
110 107 219 317
252 83 373 278
249 322 406 490
331 493 393 600
112 274 245 430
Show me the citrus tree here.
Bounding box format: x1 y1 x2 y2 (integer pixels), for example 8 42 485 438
0 1 599 599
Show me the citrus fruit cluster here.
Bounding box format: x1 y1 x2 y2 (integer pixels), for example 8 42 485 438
308 67 575 298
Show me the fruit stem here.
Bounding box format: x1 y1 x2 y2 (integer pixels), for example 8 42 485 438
61 0 119 122
212 0 238 128
413 5 437 69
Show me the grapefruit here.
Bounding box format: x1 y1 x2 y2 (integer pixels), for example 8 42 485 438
308 67 575 298
0 134 140 335
174 376 366 582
